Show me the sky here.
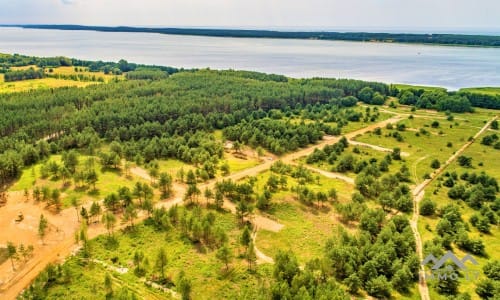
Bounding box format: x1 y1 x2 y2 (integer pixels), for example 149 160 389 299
1 0 499 32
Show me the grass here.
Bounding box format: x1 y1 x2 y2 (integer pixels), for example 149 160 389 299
459 87 500 96
352 113 491 183
392 83 447 92
42 209 272 299
250 170 354 264
418 132 500 299
0 65 122 94
157 159 194 177
303 143 405 179
222 152 261 174
337 112 394 134
0 78 98 93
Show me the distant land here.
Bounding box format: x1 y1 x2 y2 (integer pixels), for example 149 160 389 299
2 24 500 47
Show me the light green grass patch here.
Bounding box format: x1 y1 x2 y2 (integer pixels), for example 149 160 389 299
353 113 491 183
0 78 99 94
393 84 447 92
250 170 354 263
459 87 500 96
223 154 261 175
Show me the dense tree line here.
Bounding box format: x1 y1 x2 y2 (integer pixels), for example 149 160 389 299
396 89 473 112
17 25 500 47
0 53 178 75
395 86 500 111
458 91 500 110
3 68 44 82
223 119 326 154
125 68 169 80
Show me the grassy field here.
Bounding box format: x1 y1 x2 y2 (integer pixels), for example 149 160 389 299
0 65 122 94
250 169 354 264
222 153 261 175
418 132 500 299
0 77 98 93
353 113 491 183
392 83 447 92
303 143 405 179
459 87 500 96
41 209 273 299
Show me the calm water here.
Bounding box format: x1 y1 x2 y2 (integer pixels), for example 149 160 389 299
1 27 499 89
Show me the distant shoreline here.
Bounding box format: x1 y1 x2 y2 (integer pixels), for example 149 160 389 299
2 24 500 47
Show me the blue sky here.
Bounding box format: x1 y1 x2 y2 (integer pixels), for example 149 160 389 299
1 0 499 32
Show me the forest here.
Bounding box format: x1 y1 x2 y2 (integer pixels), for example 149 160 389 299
0 54 499 300
6 25 500 47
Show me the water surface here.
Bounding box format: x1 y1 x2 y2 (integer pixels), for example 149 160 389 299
1 27 499 89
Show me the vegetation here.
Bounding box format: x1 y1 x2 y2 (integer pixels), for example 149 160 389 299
0 54 498 300
12 24 500 47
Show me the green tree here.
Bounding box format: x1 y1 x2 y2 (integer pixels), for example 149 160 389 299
7 242 17 271
155 247 168 279
216 244 233 270
122 204 138 227
491 120 498 130
392 147 401 160
365 275 391 298
158 172 173 198
273 250 299 285
431 159 441 169
420 198 436 216
104 273 113 297
38 214 48 245
215 190 224 210
102 212 117 236
89 201 102 223
475 279 498 299
177 271 192 300
203 187 213 206
246 241 257 271
240 225 252 252
71 197 80 222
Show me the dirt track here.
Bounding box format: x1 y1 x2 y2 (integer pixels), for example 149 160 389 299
0 114 413 299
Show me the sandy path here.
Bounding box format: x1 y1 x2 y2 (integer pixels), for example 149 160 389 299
300 165 355 185
348 140 410 157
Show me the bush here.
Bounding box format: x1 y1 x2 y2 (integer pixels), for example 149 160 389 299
420 198 436 216
430 159 441 169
